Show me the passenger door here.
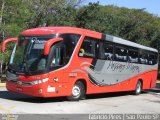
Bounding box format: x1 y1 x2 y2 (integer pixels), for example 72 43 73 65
48 43 65 89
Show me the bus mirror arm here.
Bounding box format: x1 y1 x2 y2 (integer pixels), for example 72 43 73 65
44 37 63 55
1 38 18 53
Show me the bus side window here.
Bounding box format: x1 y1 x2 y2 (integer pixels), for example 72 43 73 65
114 45 127 62
60 34 80 64
50 47 64 68
128 49 138 63
103 42 114 60
79 37 97 58
139 50 148 64
148 52 158 65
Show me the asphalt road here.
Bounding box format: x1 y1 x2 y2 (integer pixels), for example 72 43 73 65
0 85 160 115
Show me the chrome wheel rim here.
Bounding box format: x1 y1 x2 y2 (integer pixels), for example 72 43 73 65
72 85 81 97
137 83 141 93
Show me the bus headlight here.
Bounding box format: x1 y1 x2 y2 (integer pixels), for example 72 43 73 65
32 78 49 85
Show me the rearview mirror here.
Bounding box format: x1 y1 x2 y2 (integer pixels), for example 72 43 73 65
1 38 18 53
44 37 63 55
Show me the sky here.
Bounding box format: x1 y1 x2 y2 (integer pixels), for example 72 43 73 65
83 0 160 16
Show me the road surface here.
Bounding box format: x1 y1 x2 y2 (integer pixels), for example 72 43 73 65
0 87 160 114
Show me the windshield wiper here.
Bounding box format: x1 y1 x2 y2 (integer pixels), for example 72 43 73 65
8 65 25 75
15 71 25 75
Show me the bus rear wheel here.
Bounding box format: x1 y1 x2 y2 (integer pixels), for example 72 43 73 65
133 81 142 95
67 81 86 101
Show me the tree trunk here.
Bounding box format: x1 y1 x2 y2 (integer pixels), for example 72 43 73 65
0 0 5 26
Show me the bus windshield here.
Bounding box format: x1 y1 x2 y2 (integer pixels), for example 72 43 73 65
9 35 55 74
8 34 81 75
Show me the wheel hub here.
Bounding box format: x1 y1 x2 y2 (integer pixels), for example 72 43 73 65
137 83 141 93
72 86 80 97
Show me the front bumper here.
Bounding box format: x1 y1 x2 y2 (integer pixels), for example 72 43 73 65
6 80 69 97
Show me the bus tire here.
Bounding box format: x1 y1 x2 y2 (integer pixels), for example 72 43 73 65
133 81 142 95
67 81 86 101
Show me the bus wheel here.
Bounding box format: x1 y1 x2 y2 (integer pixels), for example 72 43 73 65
67 81 86 101
133 81 142 95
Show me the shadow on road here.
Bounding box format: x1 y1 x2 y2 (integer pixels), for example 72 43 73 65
0 83 159 103
86 91 131 100
0 91 67 103
148 83 160 93
86 87 159 100
0 90 131 103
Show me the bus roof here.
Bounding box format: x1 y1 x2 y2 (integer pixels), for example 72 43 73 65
103 34 158 53
21 26 102 39
21 26 157 52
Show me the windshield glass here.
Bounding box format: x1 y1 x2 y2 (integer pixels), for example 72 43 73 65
9 35 55 74
8 34 81 75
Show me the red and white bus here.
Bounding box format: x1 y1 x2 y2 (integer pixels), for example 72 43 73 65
1 27 158 101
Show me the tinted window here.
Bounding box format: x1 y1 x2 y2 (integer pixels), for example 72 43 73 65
128 49 139 63
139 50 148 64
60 34 81 63
50 47 64 68
101 42 113 60
114 45 127 62
79 37 98 58
148 52 158 65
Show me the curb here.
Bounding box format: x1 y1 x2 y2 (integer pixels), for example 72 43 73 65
0 83 6 87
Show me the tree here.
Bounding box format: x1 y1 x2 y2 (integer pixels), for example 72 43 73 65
0 0 85 62
27 0 84 27
76 3 160 48
0 0 5 41
1 1 160 65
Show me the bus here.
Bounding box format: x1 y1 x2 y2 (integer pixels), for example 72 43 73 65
1 27 158 101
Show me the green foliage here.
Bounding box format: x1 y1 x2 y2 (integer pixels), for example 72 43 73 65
1 0 34 37
76 4 160 49
46 6 77 26
0 42 15 62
